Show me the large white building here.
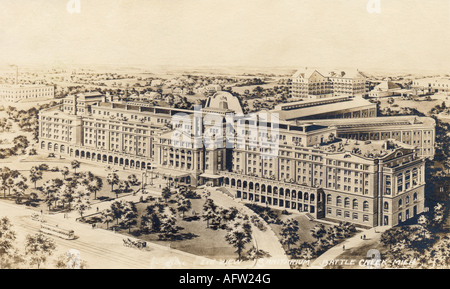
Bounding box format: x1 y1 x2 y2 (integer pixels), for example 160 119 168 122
38 90 430 228
0 84 55 102
291 68 368 99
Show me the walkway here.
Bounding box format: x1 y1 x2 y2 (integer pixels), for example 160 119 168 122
309 226 390 269
204 186 290 269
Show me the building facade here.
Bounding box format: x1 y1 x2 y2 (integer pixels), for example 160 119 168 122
0 84 55 102
291 68 368 99
39 91 428 228
296 116 436 159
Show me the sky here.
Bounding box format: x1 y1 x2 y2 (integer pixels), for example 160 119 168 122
0 0 449 72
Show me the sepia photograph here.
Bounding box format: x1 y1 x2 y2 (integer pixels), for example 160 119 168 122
0 0 448 276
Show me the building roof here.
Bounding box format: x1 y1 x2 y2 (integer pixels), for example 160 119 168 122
372 81 401 92
206 91 244 114
272 97 375 121
297 115 436 128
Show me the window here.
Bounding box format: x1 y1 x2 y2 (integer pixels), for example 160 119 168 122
344 198 350 208
336 196 342 206
363 201 369 212
384 202 389 211
353 199 358 210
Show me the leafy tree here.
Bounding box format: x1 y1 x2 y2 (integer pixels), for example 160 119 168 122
0 217 20 268
127 174 141 187
29 166 43 189
225 219 252 261
310 224 327 240
12 174 28 204
280 218 300 250
60 166 70 180
202 198 218 228
161 186 171 203
101 209 115 229
72 184 91 217
71 160 80 174
158 207 179 240
176 197 192 219
107 173 120 194
119 202 138 233
25 233 57 269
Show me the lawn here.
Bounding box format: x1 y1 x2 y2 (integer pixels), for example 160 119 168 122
86 196 245 260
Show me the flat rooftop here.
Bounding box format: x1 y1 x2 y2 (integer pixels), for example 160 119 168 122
297 115 436 128
272 98 375 121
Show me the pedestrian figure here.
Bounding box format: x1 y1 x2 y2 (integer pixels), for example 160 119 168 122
363 235 366 240
97 207 99 212
343 245 345 251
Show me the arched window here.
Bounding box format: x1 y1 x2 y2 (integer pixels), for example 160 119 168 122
304 192 309 201
398 199 403 207
406 196 410 204
310 194 315 202
384 202 389 210
363 201 369 212
336 196 342 206
413 192 418 201
353 199 358 210
344 198 350 208
327 194 332 205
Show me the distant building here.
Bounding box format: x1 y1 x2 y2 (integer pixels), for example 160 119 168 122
368 81 402 98
291 68 368 99
0 84 54 102
411 78 450 95
272 96 377 121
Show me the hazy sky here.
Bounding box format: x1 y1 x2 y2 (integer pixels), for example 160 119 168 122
0 0 449 72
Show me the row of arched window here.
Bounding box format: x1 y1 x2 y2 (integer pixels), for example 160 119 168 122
327 195 369 211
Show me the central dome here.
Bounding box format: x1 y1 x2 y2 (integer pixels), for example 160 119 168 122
205 91 244 115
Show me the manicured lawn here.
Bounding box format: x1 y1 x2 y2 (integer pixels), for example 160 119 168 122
89 196 244 260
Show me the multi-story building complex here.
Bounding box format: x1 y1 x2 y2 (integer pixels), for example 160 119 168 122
39 90 429 228
272 96 377 121
220 114 426 227
0 84 54 102
411 78 450 95
296 116 436 159
291 68 368 99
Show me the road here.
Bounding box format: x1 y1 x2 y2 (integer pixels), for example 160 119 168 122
0 200 245 269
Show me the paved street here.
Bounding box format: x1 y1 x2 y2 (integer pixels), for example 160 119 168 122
0 200 245 269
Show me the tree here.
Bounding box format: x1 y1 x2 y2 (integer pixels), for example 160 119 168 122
161 186 171 203
0 167 11 198
25 233 57 269
110 201 124 225
107 173 120 194
280 219 300 250
83 173 103 200
225 219 252 261
101 209 115 230
71 160 80 174
202 198 218 228
0 217 19 269
176 197 192 219
158 207 179 240
310 224 327 240
12 174 28 204
61 166 70 180
127 174 141 187
72 184 91 218
29 166 43 189
119 202 138 233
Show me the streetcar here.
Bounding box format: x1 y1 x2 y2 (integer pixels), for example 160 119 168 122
40 223 75 240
